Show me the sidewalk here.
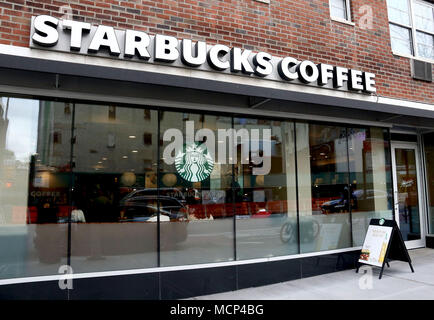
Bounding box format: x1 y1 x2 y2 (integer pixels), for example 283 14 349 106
190 248 434 300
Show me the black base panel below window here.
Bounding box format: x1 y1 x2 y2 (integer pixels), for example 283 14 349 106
69 273 160 300
0 251 359 299
0 280 68 300
160 265 237 300
237 259 301 290
300 251 359 279
426 235 434 249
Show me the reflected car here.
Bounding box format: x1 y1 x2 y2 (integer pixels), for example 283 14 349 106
352 189 390 200
121 188 187 205
119 195 188 222
119 195 189 248
320 198 349 214
251 208 271 218
320 189 392 214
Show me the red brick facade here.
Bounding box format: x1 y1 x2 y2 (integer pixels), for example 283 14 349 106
0 0 433 104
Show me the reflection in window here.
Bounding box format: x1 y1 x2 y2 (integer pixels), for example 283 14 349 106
330 0 350 21
234 118 298 260
348 128 393 246
387 0 411 26
70 104 159 273
159 111 234 266
0 98 70 279
389 24 413 56
414 2 434 32
0 96 397 278
394 148 421 241
296 123 351 253
416 31 434 60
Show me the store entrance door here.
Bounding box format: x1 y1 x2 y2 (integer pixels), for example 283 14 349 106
391 142 426 249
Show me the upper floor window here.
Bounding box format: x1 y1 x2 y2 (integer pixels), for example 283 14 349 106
387 0 434 60
330 0 352 22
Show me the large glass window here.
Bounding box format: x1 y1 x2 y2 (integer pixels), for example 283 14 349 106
387 0 434 60
0 98 70 279
159 111 234 266
70 104 159 273
296 124 393 253
0 95 395 279
348 127 393 246
296 123 352 253
234 118 298 260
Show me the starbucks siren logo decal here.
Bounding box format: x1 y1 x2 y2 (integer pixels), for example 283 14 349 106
175 143 214 182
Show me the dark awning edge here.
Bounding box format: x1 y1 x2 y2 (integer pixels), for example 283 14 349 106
0 53 433 120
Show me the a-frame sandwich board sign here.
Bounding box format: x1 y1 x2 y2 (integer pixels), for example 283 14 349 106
356 218 414 279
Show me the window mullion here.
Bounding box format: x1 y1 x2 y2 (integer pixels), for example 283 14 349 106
389 21 412 30
416 28 434 37
346 0 352 22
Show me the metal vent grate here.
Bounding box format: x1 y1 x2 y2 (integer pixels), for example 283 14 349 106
411 59 433 82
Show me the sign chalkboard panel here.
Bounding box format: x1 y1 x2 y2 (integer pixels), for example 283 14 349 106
356 218 414 279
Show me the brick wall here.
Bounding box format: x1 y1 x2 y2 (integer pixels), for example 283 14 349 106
0 0 433 104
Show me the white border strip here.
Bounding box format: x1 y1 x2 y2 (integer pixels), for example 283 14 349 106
0 246 361 286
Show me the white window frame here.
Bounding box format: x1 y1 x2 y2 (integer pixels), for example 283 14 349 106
329 0 353 25
412 0 434 59
388 0 434 63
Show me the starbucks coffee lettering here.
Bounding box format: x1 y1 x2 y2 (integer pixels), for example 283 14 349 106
30 15 376 94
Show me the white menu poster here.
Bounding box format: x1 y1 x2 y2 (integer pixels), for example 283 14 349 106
359 225 393 267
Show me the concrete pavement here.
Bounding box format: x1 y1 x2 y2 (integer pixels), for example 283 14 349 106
190 248 434 300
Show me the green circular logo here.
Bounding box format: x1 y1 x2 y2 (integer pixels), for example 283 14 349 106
175 143 214 182
379 218 385 225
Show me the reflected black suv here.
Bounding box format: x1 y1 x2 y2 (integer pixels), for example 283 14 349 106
119 193 188 222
